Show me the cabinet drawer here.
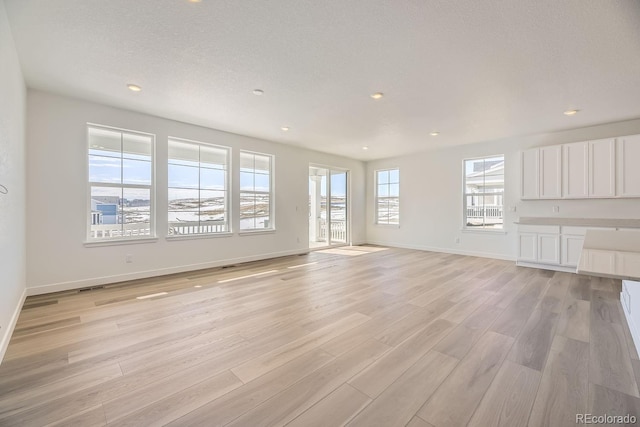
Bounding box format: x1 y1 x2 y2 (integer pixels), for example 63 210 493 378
561 226 588 236
518 225 560 234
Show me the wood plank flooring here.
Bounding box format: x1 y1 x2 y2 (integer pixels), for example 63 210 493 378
1 245 639 426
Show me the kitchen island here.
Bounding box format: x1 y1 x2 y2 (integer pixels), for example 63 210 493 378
578 229 640 353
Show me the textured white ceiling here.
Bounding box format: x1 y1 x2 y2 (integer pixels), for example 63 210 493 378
4 0 640 160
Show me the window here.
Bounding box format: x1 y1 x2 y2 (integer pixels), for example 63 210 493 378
168 138 230 236
375 168 399 225
240 151 273 230
463 155 504 230
87 125 154 241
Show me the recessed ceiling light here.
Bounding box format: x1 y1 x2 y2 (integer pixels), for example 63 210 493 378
188 0 202 3
127 84 142 92
253 89 264 95
362 146 369 150
430 131 440 136
564 109 579 116
281 126 290 131
370 92 384 100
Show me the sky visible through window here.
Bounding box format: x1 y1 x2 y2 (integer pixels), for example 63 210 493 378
308 175 347 198
89 151 253 200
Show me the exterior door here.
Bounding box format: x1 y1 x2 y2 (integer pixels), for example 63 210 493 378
309 166 349 248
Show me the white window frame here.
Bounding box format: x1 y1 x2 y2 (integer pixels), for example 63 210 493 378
462 154 505 231
239 150 275 233
309 163 351 246
167 137 231 238
86 124 156 243
375 168 400 225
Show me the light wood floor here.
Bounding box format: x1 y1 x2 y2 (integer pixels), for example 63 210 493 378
1 246 639 426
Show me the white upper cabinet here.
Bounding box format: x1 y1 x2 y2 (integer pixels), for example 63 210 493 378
539 145 562 199
521 146 561 199
589 138 616 198
521 148 539 199
562 141 589 199
522 135 640 199
617 134 640 197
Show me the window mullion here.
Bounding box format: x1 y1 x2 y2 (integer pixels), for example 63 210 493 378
253 155 257 227
198 145 202 230
120 133 125 234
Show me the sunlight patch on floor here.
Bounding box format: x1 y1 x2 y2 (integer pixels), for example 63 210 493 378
218 270 279 283
315 246 390 256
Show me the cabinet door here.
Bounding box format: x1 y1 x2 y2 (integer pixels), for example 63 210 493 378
518 233 538 262
617 134 640 197
538 234 560 264
562 141 589 199
540 145 562 199
521 149 539 199
589 138 616 198
561 235 584 267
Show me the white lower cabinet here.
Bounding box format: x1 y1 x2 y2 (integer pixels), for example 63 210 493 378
517 224 624 271
538 234 560 264
518 233 537 262
517 225 560 266
561 235 584 267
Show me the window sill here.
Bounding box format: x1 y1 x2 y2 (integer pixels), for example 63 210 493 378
166 232 233 241
374 223 400 228
238 229 276 236
460 228 508 235
84 237 159 247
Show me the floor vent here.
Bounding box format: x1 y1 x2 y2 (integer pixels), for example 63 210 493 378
78 286 105 292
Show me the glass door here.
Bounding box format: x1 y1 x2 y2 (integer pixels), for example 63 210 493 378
329 170 347 244
309 166 348 248
309 167 328 248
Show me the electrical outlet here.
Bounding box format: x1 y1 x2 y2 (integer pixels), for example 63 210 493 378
455 237 460 244
297 237 300 243
509 206 516 212
552 206 560 213
125 254 133 263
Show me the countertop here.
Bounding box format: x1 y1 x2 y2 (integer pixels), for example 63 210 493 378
516 217 640 228
577 229 640 281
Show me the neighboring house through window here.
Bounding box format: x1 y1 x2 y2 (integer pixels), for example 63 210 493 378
88 125 154 240
463 155 504 229
375 168 399 225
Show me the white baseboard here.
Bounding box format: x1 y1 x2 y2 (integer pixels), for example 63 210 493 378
621 289 640 357
27 248 310 296
0 287 27 365
365 240 516 262
25 241 515 297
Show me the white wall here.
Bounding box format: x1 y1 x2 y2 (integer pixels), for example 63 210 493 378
0 0 27 361
26 90 365 294
366 119 640 260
